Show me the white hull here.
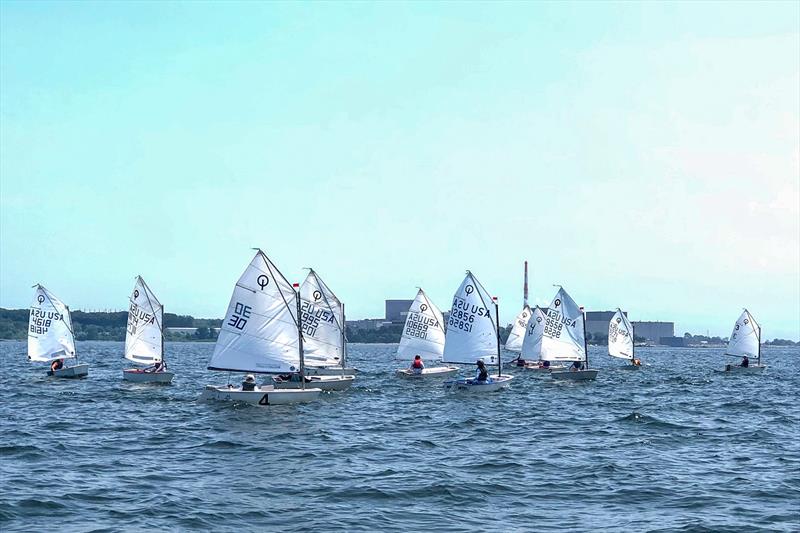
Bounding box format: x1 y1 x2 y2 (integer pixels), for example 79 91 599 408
122 369 175 383
395 366 459 379
443 374 514 392
305 366 357 376
550 369 599 381
200 384 322 405
48 363 89 378
520 363 567 372
723 364 766 374
269 375 354 391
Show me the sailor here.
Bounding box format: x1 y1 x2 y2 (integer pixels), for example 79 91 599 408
410 355 424 374
242 374 257 391
50 358 64 372
539 360 550 369
570 360 582 372
144 360 166 373
516 358 526 367
740 356 749 368
632 358 641 366
474 360 489 382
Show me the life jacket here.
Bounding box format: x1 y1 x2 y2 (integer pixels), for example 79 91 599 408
412 359 423 369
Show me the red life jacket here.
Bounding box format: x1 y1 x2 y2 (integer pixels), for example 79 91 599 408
412 359 423 369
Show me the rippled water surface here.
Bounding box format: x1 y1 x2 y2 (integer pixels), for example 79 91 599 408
1 342 798 532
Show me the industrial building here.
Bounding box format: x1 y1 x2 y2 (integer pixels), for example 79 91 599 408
385 299 414 323
585 311 626 337
631 321 675 344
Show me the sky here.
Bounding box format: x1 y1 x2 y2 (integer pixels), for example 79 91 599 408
1 1 798 340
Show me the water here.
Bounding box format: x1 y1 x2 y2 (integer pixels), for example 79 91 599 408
1 342 798 532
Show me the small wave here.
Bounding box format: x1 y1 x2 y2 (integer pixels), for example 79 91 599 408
617 411 691 430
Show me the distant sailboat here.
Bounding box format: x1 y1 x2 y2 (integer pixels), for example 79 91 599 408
200 250 322 405
541 287 598 381
723 309 765 373
28 285 88 378
442 271 513 392
504 305 531 353
608 308 641 369
518 305 566 372
295 269 357 378
394 288 457 379
122 276 174 383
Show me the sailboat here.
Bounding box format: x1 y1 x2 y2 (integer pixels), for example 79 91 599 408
121 276 174 383
394 288 457 379
542 287 598 381
608 308 641 370
442 271 514 392
504 304 531 354
269 269 355 391
28 284 88 378
200 250 322 405
518 305 566 372
723 309 766 373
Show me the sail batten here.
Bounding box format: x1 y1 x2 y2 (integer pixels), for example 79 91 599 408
396 288 446 361
28 285 76 363
538 287 586 362
504 305 532 353
124 276 164 365
442 272 499 366
608 308 634 360
207 250 303 374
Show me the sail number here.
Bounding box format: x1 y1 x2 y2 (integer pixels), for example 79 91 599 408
29 309 62 335
300 301 335 337
228 302 252 330
405 312 438 339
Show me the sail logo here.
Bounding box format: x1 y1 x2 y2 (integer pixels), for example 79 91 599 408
37 295 45 304
464 285 475 295
312 290 322 301
133 289 140 299
256 275 269 290
419 304 428 313
554 298 562 308
228 302 252 330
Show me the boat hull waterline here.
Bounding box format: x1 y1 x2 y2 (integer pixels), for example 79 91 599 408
200 385 322 405
47 364 89 379
122 369 175 383
395 366 459 379
305 366 357 376
443 375 514 392
269 375 355 391
723 364 766 374
550 369 599 381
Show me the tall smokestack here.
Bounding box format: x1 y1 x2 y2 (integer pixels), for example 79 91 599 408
523 260 529 307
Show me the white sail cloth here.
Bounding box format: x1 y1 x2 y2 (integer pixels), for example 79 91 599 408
396 288 446 361
539 287 586 362
124 276 164 365
299 270 344 367
520 306 547 360
608 309 634 360
207 250 302 373
504 305 532 352
28 285 76 362
442 272 499 365
725 309 760 358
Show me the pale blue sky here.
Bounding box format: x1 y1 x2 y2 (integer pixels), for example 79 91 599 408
2 1 798 339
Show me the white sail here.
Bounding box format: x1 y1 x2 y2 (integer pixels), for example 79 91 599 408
299 269 344 367
504 304 532 352
396 288 446 361
725 309 760 358
520 306 547 360
608 308 634 360
124 276 164 365
539 287 586 362
28 285 76 362
442 272 499 365
207 250 302 374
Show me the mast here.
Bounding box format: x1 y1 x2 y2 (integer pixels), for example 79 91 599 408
494 296 501 377
523 261 528 307
631 315 635 361
161 303 166 364
67 304 77 363
582 307 589 370
294 284 306 389
341 302 347 370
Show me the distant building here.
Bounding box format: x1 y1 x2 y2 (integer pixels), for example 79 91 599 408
632 321 675 344
385 299 414 323
346 319 390 331
585 311 626 337
659 336 688 347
